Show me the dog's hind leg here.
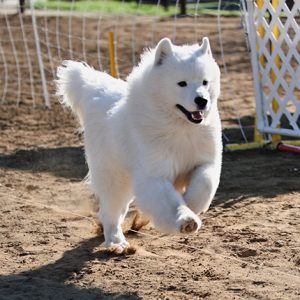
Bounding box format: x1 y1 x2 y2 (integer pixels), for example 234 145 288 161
98 198 131 253
134 177 201 234
183 164 221 214
92 176 133 253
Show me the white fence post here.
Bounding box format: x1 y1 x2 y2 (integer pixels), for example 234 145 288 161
30 0 50 108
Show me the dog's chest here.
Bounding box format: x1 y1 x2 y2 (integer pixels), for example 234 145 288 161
170 135 212 171
143 129 218 179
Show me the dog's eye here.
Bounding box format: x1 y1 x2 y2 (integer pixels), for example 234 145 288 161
202 80 208 86
177 81 187 87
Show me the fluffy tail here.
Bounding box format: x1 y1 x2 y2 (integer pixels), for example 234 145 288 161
57 60 128 126
56 61 98 125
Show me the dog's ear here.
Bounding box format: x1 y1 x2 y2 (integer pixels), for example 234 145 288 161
199 37 212 57
154 38 173 66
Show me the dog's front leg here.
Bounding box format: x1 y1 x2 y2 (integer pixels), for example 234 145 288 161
184 163 221 214
134 177 201 234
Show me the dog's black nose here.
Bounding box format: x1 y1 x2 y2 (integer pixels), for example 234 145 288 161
194 96 208 110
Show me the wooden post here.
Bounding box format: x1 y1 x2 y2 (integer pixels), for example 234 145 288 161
108 32 117 78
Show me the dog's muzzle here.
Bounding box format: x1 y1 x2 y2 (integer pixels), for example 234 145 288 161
176 104 204 124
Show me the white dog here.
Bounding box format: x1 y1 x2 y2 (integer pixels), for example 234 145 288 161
56 37 222 253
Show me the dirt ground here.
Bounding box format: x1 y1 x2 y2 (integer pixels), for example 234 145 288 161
0 14 300 300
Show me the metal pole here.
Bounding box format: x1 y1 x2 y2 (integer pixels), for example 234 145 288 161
30 0 50 108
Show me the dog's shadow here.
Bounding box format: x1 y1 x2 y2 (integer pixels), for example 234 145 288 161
0 236 141 299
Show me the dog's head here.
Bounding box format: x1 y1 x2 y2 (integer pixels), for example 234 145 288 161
129 38 220 126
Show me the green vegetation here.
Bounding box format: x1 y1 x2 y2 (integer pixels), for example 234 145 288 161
34 0 176 16
34 0 241 17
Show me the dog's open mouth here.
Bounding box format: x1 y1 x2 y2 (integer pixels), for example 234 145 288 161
176 104 204 124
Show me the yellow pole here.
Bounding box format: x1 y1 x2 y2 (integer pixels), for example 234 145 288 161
257 0 265 66
255 0 266 144
270 0 281 144
108 31 117 78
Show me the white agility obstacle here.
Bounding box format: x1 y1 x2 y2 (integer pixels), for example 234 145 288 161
245 0 300 141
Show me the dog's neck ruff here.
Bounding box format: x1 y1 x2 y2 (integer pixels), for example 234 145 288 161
176 104 204 124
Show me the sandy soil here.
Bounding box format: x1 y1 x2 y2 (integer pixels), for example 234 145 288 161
0 14 300 299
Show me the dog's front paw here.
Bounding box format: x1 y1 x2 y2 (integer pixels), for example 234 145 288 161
104 241 136 255
180 217 201 233
177 207 202 234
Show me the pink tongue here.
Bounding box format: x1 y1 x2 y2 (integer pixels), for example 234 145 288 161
191 111 202 120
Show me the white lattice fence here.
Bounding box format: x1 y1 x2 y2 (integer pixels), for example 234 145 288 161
247 0 300 138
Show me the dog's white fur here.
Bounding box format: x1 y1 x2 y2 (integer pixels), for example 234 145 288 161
56 37 222 252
